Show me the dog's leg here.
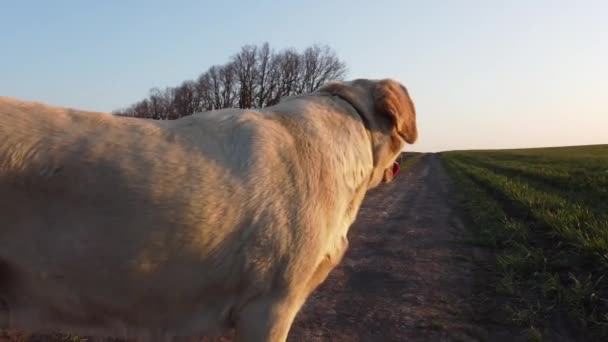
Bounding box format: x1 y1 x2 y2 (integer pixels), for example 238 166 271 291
305 236 349 294
233 236 349 342
233 292 306 342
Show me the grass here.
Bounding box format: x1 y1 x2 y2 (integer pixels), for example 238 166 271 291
441 144 608 340
398 151 424 171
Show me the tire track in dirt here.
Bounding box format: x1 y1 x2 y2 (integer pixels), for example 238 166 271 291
289 154 510 342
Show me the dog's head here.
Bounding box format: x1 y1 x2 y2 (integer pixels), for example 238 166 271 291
318 78 417 188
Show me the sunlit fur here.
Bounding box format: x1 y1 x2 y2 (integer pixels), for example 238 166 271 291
0 78 417 341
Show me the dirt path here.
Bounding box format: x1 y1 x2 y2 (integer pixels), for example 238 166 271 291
288 154 505 342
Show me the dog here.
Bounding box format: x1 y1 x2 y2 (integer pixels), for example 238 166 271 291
0 78 417 341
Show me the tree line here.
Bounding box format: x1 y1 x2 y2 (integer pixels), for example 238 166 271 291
113 43 348 120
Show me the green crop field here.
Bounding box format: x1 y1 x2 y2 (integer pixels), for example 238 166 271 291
442 144 608 340
398 151 424 171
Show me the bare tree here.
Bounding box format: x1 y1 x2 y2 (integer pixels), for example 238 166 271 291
255 42 274 108
172 81 198 118
196 72 214 111
148 88 164 120
264 49 302 105
219 62 237 109
207 66 222 110
114 42 347 119
132 99 150 118
300 45 347 93
234 45 258 109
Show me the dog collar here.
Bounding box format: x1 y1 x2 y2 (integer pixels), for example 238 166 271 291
329 93 372 133
325 92 377 170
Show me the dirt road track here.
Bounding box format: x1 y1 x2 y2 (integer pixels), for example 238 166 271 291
289 154 509 342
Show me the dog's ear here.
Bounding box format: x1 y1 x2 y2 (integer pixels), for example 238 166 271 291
374 79 417 144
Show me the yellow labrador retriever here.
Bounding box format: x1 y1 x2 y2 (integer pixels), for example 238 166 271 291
0 78 417 341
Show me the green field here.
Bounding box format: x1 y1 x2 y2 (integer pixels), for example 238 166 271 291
398 151 424 171
442 144 608 340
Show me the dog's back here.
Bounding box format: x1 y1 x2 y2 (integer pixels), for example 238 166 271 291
0 98 362 338
0 78 413 341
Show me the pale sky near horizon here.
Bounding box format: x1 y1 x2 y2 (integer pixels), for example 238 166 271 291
1 0 606 152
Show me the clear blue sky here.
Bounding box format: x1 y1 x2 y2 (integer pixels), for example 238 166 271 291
1 0 606 152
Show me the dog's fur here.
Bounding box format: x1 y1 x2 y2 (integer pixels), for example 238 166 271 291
0 78 417 341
